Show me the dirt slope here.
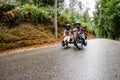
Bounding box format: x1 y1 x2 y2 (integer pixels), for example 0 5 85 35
0 23 94 55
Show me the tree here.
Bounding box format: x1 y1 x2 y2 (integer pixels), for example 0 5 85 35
94 0 120 39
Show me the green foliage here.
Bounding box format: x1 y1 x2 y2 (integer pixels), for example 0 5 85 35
0 0 93 31
0 1 15 12
94 0 120 39
58 14 69 25
0 0 64 27
59 7 93 32
18 0 64 7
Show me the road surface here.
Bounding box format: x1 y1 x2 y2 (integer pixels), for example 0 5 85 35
0 39 120 80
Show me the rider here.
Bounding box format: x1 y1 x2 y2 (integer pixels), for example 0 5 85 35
74 22 86 46
62 24 72 46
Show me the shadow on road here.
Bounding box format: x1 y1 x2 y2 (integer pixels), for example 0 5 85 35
62 46 71 50
62 45 85 52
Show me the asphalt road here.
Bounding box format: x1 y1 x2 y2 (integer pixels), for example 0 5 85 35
0 39 120 80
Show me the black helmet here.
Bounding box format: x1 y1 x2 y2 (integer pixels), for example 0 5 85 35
75 22 81 27
75 22 81 29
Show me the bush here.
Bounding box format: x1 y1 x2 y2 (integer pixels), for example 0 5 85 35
0 1 15 12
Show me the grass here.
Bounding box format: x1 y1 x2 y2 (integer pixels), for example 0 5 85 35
0 23 63 52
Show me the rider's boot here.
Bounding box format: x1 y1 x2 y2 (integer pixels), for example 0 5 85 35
62 40 65 46
84 41 87 46
66 40 68 46
81 38 86 46
83 38 87 46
